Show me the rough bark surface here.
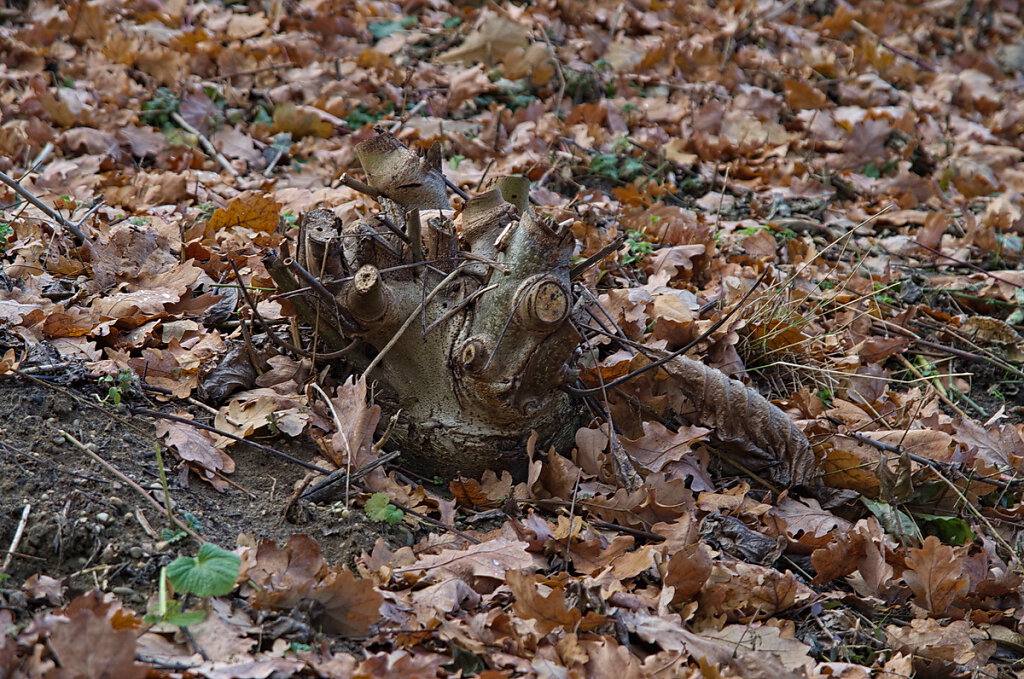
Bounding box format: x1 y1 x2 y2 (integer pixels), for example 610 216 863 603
272 131 820 486
271 131 582 479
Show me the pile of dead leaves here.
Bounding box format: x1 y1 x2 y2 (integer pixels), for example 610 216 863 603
2 0 1024 676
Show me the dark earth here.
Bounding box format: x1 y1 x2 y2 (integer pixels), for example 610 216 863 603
0 371 406 606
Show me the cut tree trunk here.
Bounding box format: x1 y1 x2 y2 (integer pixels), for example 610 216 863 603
268 131 582 479
266 131 820 489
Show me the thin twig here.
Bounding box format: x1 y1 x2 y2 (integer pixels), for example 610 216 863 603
311 382 355 509
301 451 400 501
170 112 239 178
851 20 937 73
570 235 625 279
363 264 469 376
565 268 770 395
1 504 31 572
388 99 427 133
130 408 331 475
0 170 89 241
340 173 381 198
60 430 202 543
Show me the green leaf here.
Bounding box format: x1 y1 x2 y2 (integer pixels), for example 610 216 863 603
863 162 880 178
365 493 403 524
368 20 404 40
620 157 644 179
914 513 974 546
590 154 620 179
164 610 206 627
166 543 241 597
861 498 922 542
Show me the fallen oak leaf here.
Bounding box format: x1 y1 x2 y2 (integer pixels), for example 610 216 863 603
394 537 536 583
209 193 282 233
156 413 235 485
903 535 969 617
506 571 582 636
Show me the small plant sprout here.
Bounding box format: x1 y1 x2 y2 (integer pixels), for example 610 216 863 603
146 543 241 628
365 492 403 524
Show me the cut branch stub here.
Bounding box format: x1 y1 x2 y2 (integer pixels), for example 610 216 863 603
354 132 450 211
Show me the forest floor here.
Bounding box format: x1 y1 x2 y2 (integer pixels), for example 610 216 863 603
2 0 1024 677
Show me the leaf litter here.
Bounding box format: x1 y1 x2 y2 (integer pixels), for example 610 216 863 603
1 0 1024 677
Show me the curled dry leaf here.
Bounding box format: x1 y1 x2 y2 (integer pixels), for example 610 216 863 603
506 571 582 636
244 534 383 636
661 354 819 488
156 413 235 487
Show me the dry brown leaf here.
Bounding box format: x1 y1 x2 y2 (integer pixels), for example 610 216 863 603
506 571 582 636
903 536 969 617
397 537 535 583
662 542 712 603
698 560 813 621
156 414 236 483
321 376 382 469
49 594 147 679
437 14 528 66
449 476 499 509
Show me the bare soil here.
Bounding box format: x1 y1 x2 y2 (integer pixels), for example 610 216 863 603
0 371 403 604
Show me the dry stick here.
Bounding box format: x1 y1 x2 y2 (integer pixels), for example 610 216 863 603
387 99 427 133
851 20 937 73
130 408 332 475
311 382 355 510
0 170 89 241
285 257 360 333
265 254 350 351
569 234 626 279
914 317 1024 381
376 214 411 244
340 173 381 198
1 504 31 572
423 283 498 335
59 430 203 543
824 415 1012 490
169 112 239 178
362 264 469 377
915 242 1024 290
874 319 1024 380
300 451 401 501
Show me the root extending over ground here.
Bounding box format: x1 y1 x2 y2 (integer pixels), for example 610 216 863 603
273 131 817 486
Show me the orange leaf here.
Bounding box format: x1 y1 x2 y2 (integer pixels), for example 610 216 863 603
449 476 499 509
209 194 282 233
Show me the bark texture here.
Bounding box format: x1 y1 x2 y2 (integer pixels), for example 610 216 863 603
271 132 582 478
269 131 820 487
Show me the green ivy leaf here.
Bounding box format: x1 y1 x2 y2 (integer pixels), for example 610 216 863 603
365 493 403 524
368 20 404 41
166 543 241 597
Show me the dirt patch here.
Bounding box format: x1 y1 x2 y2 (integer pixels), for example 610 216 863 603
0 372 404 603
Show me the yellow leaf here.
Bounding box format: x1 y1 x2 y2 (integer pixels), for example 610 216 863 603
208 194 281 233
